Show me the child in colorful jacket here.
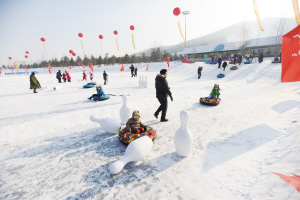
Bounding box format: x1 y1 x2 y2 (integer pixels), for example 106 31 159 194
207 84 220 99
89 72 93 80
62 72 67 82
83 71 87 81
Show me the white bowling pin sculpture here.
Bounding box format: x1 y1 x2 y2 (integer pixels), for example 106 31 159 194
109 136 153 174
119 94 131 124
144 76 148 88
139 76 142 88
174 110 193 157
90 115 121 134
141 76 145 88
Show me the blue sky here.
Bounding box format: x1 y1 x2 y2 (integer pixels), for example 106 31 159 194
0 0 295 66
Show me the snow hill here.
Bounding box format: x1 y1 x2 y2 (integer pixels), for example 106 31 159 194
0 59 299 199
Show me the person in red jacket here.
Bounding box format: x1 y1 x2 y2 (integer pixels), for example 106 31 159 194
83 71 87 81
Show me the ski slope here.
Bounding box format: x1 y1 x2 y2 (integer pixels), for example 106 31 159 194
0 58 299 200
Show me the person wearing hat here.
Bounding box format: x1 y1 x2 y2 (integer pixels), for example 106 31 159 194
126 110 147 134
207 84 220 100
30 72 41 93
87 84 105 101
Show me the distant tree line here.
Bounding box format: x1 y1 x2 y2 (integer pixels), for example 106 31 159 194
1 48 183 69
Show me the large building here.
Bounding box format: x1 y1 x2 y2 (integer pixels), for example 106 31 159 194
180 36 282 59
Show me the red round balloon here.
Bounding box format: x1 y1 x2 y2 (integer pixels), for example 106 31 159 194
78 33 83 37
99 35 103 39
8 57 12 60
25 51 29 54
173 7 181 16
69 50 73 54
113 30 118 35
41 38 46 42
165 57 170 62
130 25 135 31
25 55 28 58
72 53 76 56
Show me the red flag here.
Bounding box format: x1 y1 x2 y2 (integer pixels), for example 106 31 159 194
281 25 300 82
146 64 149 71
167 61 169 67
48 64 52 70
88 63 93 72
82 64 85 68
69 66 72 69
48 68 51 74
25 67 28 72
0 68 1 73
120 64 124 71
270 171 300 192
12 68 13 72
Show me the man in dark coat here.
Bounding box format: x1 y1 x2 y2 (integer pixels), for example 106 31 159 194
154 69 173 122
56 70 62 83
198 66 202 79
258 52 264 63
103 70 108 85
129 65 134 77
30 72 41 93
222 61 227 71
217 57 222 68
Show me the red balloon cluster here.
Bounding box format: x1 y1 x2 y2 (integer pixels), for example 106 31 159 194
69 50 73 54
78 33 83 37
173 7 181 16
99 35 103 39
72 52 76 56
165 57 170 62
25 55 28 58
41 38 46 42
130 25 135 31
114 30 118 35
8 57 12 60
25 51 29 54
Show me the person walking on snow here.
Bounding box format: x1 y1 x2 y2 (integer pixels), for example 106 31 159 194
66 71 71 82
198 66 202 79
56 70 62 83
130 65 134 77
30 72 41 93
154 69 173 122
217 56 222 68
233 53 237 65
103 70 108 85
222 61 228 71
207 84 220 100
87 85 105 101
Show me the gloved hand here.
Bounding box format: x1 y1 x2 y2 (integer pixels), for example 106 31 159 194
170 96 173 101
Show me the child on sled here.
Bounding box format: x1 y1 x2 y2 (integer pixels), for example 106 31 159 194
207 84 220 100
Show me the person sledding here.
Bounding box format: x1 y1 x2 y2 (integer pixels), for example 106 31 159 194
207 84 220 100
87 84 105 101
126 110 146 134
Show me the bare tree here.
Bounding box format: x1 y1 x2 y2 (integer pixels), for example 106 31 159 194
272 17 287 57
239 21 251 59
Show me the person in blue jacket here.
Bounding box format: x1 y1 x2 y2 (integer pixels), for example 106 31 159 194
87 85 105 101
233 53 237 65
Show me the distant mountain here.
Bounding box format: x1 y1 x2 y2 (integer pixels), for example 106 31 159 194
138 17 297 55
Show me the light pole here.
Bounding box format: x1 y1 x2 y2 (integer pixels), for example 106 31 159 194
182 11 190 47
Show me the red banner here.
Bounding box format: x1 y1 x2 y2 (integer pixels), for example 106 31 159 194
120 64 124 71
88 63 93 72
293 0 300 25
146 64 149 71
281 25 300 82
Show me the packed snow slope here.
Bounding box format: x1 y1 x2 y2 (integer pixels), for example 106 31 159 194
0 59 299 200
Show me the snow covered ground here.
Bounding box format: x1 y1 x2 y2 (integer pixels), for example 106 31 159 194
0 58 299 200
